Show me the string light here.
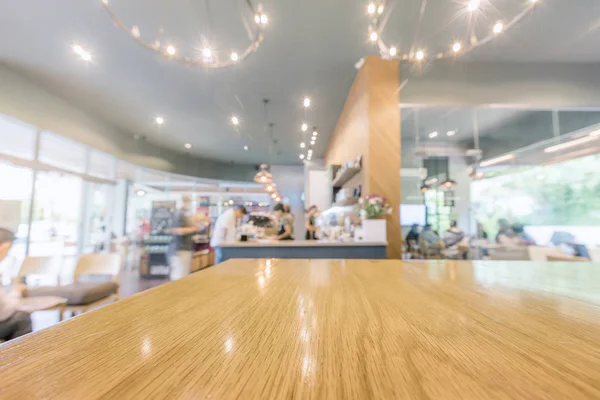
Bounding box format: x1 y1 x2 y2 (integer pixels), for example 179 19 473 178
493 22 504 34
101 0 267 69
231 116 239 125
299 154 305 160
303 97 311 108
155 116 164 125
429 131 438 138
446 130 457 137
312 130 318 137
72 44 92 61
310 140 316 145
300 142 306 148
301 123 308 132
368 0 537 66
377 4 384 14
467 0 479 12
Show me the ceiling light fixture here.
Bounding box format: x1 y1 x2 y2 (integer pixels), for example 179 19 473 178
479 153 516 167
244 145 249 151
72 44 92 61
367 0 536 66
310 140 316 145
155 116 164 125
101 0 267 69
544 132 600 153
415 50 425 61
429 131 438 138
493 22 504 34
136 190 146 196
377 4 384 14
303 97 311 108
184 143 192 149
254 164 273 184
301 123 308 132
202 47 212 58
300 142 306 148
231 116 239 125
440 178 457 189
299 154 305 160
467 0 479 12
446 130 457 136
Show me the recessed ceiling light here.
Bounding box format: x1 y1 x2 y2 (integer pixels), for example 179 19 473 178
312 130 318 137
231 116 239 125
310 140 316 145
244 145 249 151
300 142 306 148
446 130 457 137
301 123 308 132
230 52 239 61
184 143 192 149
299 154 305 160
429 131 438 138
303 97 311 108
166 45 176 55
155 116 164 125
136 190 146 196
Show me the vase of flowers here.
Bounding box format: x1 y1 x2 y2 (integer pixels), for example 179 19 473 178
357 194 392 242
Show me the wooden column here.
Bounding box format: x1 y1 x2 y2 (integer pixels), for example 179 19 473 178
325 56 401 258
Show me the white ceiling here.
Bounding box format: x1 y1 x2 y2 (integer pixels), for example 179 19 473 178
1 0 599 165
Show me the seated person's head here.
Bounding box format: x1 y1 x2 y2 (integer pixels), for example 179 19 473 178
511 223 525 234
0 228 15 262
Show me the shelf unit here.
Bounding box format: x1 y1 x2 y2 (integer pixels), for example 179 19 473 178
332 167 361 188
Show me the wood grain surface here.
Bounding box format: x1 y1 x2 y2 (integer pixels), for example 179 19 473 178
2 259 600 399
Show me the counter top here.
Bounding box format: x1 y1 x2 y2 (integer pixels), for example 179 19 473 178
2 260 600 399
218 239 387 247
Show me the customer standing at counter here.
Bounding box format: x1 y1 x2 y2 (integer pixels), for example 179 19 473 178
168 195 207 280
211 205 248 263
274 203 294 240
305 205 318 240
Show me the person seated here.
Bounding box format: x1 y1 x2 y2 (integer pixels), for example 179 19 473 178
443 221 465 248
496 218 518 245
0 228 32 342
512 223 536 246
405 224 420 246
421 224 440 247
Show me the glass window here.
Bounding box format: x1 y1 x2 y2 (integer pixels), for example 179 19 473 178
38 132 87 173
29 171 83 257
89 150 115 179
0 161 33 278
82 182 116 253
0 115 36 160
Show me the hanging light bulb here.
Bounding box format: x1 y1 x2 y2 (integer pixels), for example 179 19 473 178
467 0 479 12
415 50 425 61
230 52 239 62
301 123 308 132
231 116 239 125
202 47 212 58
493 22 504 34
440 178 457 189
300 142 306 148
452 42 462 53
369 31 378 42
389 47 397 57
420 183 430 193
377 4 384 14
367 3 376 14
254 164 273 184
166 45 176 55
303 97 311 108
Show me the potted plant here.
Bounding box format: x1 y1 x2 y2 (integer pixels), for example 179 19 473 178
357 194 392 242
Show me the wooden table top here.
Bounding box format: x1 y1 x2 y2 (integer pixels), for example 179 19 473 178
1 259 600 399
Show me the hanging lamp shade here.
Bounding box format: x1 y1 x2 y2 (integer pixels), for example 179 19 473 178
420 183 430 193
254 164 273 184
440 178 457 189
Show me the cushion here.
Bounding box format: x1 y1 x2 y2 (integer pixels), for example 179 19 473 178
25 282 118 306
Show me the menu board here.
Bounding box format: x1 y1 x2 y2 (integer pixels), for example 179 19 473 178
150 201 176 235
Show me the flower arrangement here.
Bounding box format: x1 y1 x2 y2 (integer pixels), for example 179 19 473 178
358 194 393 219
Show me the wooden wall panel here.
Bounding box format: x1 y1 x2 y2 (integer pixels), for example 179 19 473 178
325 56 401 258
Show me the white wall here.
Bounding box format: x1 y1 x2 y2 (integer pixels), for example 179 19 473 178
0 64 256 181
